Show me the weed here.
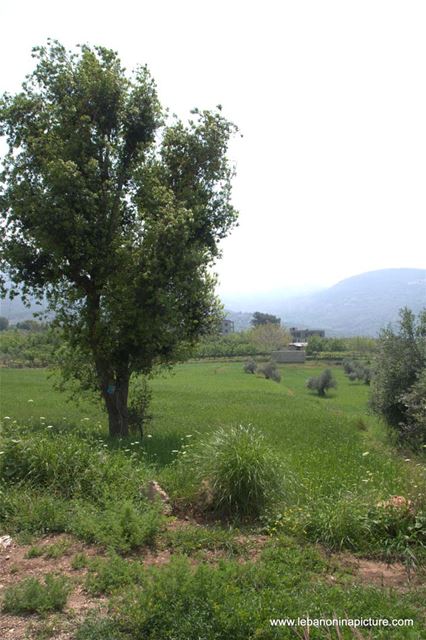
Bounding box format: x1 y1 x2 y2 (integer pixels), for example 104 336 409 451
44 539 72 559
71 552 89 570
25 545 44 558
71 500 163 553
1 574 71 615
85 553 143 595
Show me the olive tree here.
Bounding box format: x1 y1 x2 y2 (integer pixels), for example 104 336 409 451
0 41 238 437
370 307 426 439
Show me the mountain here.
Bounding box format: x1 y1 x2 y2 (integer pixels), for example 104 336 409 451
278 269 426 336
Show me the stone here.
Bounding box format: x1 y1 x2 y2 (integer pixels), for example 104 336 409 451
143 480 172 514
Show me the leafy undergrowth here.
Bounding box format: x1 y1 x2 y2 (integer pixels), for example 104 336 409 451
0 528 425 639
75 537 425 640
0 428 164 553
2 574 71 615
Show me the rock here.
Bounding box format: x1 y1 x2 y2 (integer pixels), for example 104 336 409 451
142 480 172 514
376 495 415 514
0 535 12 550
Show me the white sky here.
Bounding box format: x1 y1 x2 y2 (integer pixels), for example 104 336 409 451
1 0 425 300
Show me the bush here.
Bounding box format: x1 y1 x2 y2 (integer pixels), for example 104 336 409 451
243 359 257 374
258 361 281 383
71 500 162 553
85 553 144 595
306 369 336 396
1 574 71 615
188 425 284 518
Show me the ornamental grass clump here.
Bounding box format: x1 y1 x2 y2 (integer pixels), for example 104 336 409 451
191 425 284 519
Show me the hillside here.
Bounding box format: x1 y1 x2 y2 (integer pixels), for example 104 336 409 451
279 268 426 336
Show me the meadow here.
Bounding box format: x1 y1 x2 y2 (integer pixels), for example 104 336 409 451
1 362 425 639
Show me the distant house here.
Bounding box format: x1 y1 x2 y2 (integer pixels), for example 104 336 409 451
221 318 234 335
289 327 325 341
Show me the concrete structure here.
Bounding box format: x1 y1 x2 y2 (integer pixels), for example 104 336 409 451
221 318 234 335
289 327 325 341
271 349 306 363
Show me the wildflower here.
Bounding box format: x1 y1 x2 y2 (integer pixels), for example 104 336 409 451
3 416 11 420
362 451 369 456
28 399 34 403
147 434 152 438
47 425 53 429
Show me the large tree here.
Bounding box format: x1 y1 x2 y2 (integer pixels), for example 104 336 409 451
0 41 238 436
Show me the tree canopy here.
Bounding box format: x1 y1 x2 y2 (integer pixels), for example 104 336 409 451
0 41 238 436
251 312 281 327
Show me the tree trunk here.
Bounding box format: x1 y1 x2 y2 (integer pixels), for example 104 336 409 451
102 374 130 438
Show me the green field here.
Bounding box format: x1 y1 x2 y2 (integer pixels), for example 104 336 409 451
1 362 425 639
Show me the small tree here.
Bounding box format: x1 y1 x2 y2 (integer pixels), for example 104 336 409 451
306 369 337 396
259 361 281 383
243 359 257 374
0 41 238 437
0 316 9 331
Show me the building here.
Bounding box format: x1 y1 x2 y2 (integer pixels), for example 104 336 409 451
221 318 234 335
289 327 325 341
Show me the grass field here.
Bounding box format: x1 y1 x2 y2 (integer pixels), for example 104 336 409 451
1 362 425 639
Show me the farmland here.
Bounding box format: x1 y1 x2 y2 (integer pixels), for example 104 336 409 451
1 362 425 639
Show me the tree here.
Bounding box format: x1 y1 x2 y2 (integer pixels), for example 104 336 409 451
306 369 337 396
251 312 281 327
370 307 426 435
0 316 9 331
248 324 290 352
399 370 426 445
0 41 238 437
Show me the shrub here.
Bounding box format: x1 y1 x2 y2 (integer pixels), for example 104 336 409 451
189 425 284 518
1 574 71 615
306 369 336 396
76 616 126 640
71 500 162 553
85 553 143 595
258 361 281 383
243 359 257 374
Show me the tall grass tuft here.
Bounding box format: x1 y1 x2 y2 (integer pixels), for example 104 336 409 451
190 424 284 518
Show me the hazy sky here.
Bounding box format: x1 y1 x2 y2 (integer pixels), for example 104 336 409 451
1 0 425 300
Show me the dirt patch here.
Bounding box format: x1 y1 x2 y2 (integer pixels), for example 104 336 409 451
0 534 106 640
330 553 419 590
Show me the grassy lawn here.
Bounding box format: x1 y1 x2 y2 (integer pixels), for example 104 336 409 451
1 362 425 638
